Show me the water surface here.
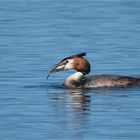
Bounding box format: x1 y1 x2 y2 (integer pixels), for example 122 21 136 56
0 1 140 140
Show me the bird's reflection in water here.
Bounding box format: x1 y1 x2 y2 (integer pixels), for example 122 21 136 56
66 89 90 114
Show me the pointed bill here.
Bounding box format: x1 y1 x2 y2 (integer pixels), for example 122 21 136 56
47 60 67 79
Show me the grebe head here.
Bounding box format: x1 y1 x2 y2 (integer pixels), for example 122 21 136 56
47 52 91 78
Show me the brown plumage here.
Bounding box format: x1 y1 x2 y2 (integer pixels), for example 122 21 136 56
72 57 91 74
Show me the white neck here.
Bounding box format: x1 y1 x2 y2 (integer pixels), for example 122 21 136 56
64 72 84 88
68 72 84 82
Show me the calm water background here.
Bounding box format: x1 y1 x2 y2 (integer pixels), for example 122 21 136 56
0 1 140 140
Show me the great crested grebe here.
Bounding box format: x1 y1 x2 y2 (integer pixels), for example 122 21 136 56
47 53 140 88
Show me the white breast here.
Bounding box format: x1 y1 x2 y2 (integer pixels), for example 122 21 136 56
64 72 84 88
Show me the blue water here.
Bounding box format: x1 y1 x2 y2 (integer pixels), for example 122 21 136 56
0 1 140 140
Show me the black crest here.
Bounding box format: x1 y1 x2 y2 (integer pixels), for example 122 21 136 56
61 52 86 62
